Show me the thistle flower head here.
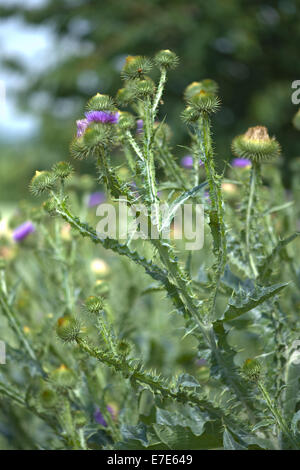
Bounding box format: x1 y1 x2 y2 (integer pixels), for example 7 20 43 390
71 124 114 159
85 295 104 313
86 93 115 112
76 119 88 137
117 111 136 131
121 55 152 81
232 126 281 163
115 87 135 106
154 49 179 69
241 358 261 382
85 110 119 124
39 387 58 409
52 161 74 179
29 170 57 196
187 90 221 115
184 79 219 101
50 364 77 388
13 221 35 242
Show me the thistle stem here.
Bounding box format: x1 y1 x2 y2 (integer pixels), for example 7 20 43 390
258 381 298 449
246 162 259 278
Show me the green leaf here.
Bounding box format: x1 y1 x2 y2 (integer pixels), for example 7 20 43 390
222 283 288 322
223 428 247 450
291 411 300 435
176 373 201 389
160 181 207 232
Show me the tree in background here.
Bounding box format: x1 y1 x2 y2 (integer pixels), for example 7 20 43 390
1 0 300 201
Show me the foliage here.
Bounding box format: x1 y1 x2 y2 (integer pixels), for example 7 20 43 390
0 50 300 450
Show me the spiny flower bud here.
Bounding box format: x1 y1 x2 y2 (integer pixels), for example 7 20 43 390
241 358 261 382
56 316 81 342
85 295 104 313
86 93 115 112
29 171 57 196
187 90 221 114
117 339 131 357
184 79 219 101
117 111 136 131
121 55 152 81
70 137 90 160
115 87 135 106
154 49 179 69
181 105 201 124
129 78 156 98
232 126 281 163
52 161 74 180
50 364 76 388
39 387 58 409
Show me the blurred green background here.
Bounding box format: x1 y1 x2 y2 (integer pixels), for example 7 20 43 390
1 0 300 205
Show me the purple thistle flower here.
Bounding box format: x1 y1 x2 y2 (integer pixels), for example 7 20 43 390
85 110 119 124
13 221 35 242
136 119 144 134
87 191 106 208
76 119 88 137
232 158 251 168
180 155 204 169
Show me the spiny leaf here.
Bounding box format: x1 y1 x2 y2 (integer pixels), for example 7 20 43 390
221 283 289 322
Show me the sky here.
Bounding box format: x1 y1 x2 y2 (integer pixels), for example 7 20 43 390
0 0 52 139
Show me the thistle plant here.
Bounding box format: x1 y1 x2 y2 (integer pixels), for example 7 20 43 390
0 50 300 450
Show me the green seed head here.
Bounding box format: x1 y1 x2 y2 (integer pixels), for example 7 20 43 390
232 126 281 163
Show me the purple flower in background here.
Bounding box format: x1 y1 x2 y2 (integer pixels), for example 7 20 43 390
76 119 88 137
181 155 193 169
180 155 204 169
88 191 106 208
85 110 119 124
13 221 35 242
195 358 207 367
136 119 144 134
94 405 115 427
232 158 251 168
204 191 211 203
94 408 107 427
